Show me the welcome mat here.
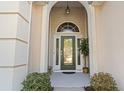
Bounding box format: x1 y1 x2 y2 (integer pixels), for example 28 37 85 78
62 72 75 74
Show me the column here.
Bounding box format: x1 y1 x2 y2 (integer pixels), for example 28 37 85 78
0 1 32 90
88 5 98 76
40 4 49 73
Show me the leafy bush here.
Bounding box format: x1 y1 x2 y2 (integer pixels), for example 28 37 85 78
21 72 53 91
90 72 118 91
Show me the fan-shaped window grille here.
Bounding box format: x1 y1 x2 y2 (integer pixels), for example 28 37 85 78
57 22 79 32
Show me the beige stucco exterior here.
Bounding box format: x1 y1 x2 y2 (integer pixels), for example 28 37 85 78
28 5 43 73
50 7 87 36
0 1 124 91
28 1 124 90
0 1 32 90
95 2 124 90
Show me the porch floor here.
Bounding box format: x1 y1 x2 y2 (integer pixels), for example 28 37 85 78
50 72 90 91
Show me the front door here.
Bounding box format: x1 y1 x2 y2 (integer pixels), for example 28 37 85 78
61 36 75 70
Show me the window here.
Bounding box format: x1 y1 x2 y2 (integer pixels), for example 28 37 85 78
56 38 59 65
77 38 81 65
57 22 79 32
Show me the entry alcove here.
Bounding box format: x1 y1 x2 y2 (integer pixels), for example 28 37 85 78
48 1 88 72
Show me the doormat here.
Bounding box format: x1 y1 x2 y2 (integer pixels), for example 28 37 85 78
62 72 75 74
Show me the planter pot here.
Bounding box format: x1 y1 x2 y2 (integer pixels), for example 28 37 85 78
51 87 54 91
83 67 89 73
84 86 94 91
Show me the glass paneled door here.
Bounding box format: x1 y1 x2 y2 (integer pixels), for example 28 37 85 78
61 36 75 70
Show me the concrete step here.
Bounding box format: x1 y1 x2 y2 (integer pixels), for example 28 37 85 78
50 72 90 88
53 87 85 91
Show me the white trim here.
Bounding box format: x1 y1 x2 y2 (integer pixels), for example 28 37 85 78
53 34 83 72
88 6 98 75
40 4 49 72
27 2 32 73
55 21 81 33
76 36 84 70
53 36 61 71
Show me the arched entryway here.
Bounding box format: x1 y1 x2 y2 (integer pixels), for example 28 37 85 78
39 1 97 76
49 1 88 72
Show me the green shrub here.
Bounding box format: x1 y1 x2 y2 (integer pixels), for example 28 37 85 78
21 72 53 91
90 72 118 91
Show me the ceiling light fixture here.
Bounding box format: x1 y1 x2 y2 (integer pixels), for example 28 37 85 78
65 1 70 15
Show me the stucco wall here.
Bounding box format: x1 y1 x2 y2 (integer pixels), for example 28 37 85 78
0 1 31 90
95 2 124 90
49 7 87 67
28 5 42 73
50 7 87 36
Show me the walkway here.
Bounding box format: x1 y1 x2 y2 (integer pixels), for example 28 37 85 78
50 72 90 91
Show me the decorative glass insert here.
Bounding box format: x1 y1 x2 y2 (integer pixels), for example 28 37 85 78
77 39 81 65
63 38 73 65
56 39 59 65
57 22 79 32
61 36 75 70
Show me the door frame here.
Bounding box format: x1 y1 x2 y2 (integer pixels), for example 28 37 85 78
53 33 83 72
61 36 76 70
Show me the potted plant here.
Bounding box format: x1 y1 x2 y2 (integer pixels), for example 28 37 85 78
85 72 118 91
79 38 89 73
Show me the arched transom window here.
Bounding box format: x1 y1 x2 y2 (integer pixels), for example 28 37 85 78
57 22 79 32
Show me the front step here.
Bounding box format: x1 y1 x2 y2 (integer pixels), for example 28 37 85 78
53 87 84 91
50 72 90 91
